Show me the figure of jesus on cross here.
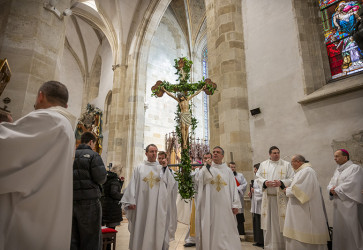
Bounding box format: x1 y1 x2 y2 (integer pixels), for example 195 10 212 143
151 57 216 150
162 87 205 149
151 57 216 199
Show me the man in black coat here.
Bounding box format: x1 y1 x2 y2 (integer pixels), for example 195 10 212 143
71 132 107 250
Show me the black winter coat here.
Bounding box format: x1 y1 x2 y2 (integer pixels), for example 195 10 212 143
73 144 107 200
101 171 124 225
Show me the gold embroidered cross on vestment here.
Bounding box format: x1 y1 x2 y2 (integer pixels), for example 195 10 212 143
280 169 285 179
262 169 267 178
143 171 160 189
211 174 227 192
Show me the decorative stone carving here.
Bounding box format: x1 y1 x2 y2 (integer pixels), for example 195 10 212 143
332 131 363 165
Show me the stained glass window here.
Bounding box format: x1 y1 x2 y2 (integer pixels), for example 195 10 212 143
319 0 363 79
202 46 209 144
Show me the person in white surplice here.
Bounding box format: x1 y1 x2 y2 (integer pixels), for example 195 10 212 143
255 146 294 250
327 149 363 250
0 81 76 250
195 146 242 250
249 163 264 247
184 152 212 248
283 155 330 250
158 151 178 242
121 144 177 250
229 161 248 237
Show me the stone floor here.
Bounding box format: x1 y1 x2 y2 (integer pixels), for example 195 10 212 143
114 221 262 250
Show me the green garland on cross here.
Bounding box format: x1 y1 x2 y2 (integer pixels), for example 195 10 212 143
151 57 217 199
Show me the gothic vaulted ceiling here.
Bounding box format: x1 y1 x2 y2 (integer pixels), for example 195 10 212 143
169 0 206 48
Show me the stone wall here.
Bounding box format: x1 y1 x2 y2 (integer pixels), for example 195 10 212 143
0 0 71 119
243 0 363 225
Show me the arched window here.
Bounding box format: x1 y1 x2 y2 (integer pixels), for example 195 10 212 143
104 91 112 126
320 0 363 79
202 46 209 144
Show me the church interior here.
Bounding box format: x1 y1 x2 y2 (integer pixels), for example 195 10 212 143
1 0 362 241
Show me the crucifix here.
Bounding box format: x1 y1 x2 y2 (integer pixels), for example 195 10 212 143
151 57 217 150
162 86 205 149
151 57 217 199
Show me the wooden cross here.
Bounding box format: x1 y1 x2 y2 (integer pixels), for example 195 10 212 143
143 171 160 189
211 174 227 192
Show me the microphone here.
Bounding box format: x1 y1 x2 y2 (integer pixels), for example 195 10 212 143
206 163 211 170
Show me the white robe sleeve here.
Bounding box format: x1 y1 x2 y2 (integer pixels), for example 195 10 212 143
335 165 363 203
200 165 213 184
281 162 294 187
237 173 248 195
121 167 138 209
327 169 338 200
256 162 268 191
285 168 315 204
229 171 242 209
253 180 263 201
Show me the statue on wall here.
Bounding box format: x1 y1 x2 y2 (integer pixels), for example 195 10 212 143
0 59 12 123
75 104 103 154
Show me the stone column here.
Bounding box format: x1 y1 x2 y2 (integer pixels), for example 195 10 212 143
107 65 126 168
205 0 253 232
106 62 145 180
0 0 71 119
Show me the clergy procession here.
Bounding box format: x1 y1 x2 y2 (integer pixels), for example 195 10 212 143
1 81 363 250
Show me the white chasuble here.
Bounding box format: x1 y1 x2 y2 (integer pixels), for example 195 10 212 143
0 107 76 250
327 160 363 250
256 159 294 250
283 164 329 249
196 162 241 250
121 161 176 250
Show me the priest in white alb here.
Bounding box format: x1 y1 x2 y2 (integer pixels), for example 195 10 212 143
229 161 248 236
195 146 241 250
327 149 363 250
256 146 294 250
184 152 212 248
121 144 177 250
158 151 178 242
0 81 76 250
283 155 330 250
